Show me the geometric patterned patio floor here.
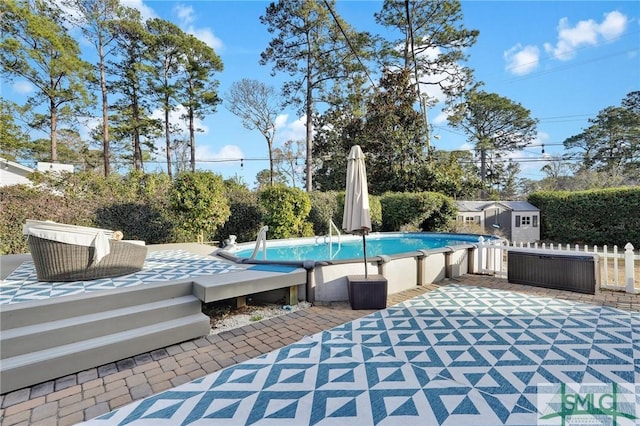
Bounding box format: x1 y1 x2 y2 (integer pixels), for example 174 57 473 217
82 284 640 425
0 250 244 305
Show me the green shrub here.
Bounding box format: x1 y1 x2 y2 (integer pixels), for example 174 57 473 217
380 192 456 232
215 180 263 244
0 171 182 255
1 170 232 255
0 185 95 255
528 187 640 246
309 191 339 235
170 171 230 242
93 172 177 242
258 186 313 239
94 202 177 243
369 195 383 232
421 193 457 232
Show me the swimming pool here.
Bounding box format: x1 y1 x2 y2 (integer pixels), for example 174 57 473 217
231 232 484 262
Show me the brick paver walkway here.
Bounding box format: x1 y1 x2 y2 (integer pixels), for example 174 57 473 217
1 275 638 425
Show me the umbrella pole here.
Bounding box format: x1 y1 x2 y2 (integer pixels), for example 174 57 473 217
362 234 368 278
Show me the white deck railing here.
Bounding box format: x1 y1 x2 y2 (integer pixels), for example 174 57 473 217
476 237 639 294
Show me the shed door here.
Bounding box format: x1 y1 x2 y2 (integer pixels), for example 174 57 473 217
485 208 499 231
485 208 512 239
498 210 511 239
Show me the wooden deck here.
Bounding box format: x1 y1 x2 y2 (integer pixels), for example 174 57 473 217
0 244 306 394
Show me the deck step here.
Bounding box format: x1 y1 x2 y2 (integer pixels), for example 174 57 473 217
1 295 202 359
0 280 195 329
0 313 210 394
0 281 212 394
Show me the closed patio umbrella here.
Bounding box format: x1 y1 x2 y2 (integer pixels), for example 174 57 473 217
342 145 372 277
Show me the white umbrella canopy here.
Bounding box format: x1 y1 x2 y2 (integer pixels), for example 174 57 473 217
342 145 372 276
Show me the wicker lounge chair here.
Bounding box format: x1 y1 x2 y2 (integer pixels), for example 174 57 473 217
23 220 147 282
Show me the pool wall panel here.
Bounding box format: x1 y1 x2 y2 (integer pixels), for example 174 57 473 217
379 257 419 294
421 254 446 284
312 246 477 303
313 262 368 302
448 250 469 278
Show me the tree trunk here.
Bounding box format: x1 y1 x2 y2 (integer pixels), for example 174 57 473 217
268 138 274 186
50 98 58 162
99 37 110 176
165 96 172 178
305 64 313 192
132 86 143 171
189 107 196 173
480 147 487 199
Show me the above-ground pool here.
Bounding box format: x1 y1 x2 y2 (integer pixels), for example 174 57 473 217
230 232 484 262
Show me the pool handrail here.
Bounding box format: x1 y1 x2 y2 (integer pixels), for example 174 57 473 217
250 226 269 260
328 220 341 259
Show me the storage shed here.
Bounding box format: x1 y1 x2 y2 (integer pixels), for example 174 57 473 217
456 200 540 243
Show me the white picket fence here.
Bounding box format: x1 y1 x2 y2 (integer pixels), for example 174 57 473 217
476 237 639 294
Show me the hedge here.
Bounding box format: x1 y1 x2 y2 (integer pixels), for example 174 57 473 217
170 172 230 242
258 186 313 239
214 180 263 244
333 192 383 233
528 187 640 246
380 192 456 232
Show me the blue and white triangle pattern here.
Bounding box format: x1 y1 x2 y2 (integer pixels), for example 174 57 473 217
88 334 532 425
332 285 640 420
83 285 640 425
0 250 243 305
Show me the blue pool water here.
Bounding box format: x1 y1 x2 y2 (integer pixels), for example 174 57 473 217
232 233 483 262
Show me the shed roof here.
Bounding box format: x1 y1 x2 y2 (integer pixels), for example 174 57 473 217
456 200 539 212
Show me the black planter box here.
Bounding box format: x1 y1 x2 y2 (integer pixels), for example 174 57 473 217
347 275 388 310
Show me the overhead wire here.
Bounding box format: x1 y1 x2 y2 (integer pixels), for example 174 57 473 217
322 0 378 90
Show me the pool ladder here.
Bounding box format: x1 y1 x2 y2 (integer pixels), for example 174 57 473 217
250 226 268 260
328 220 341 259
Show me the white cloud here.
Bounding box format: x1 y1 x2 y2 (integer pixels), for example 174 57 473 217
13 80 34 94
197 144 244 164
172 3 223 50
390 44 466 105
151 105 209 138
149 104 210 157
599 10 628 41
274 114 289 130
534 131 550 146
415 46 449 104
504 44 540 75
544 11 628 60
431 110 449 126
187 27 223 51
274 115 307 146
120 0 157 20
174 4 195 25
80 116 101 142
459 142 475 152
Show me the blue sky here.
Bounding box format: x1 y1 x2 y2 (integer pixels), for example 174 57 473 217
5 1 639 186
